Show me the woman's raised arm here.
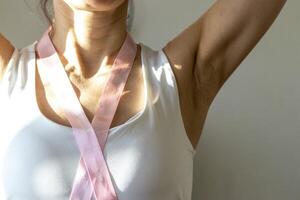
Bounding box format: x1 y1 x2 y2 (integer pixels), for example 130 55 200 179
163 0 287 104
0 33 15 81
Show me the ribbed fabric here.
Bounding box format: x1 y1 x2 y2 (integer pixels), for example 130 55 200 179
0 41 196 200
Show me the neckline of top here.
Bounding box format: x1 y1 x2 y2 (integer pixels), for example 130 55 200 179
28 41 149 136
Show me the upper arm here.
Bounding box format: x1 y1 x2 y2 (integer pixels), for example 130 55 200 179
195 0 287 90
163 0 287 105
0 33 15 81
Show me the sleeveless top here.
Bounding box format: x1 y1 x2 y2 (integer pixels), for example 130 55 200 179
0 40 196 200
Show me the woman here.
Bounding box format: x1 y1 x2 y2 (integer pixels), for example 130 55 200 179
0 0 287 199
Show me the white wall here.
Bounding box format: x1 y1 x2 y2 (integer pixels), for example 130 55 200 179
1 0 299 199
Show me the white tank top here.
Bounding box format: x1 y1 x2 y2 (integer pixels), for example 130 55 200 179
0 40 196 200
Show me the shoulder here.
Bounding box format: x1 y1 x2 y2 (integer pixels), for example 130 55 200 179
0 41 37 96
160 40 211 149
161 23 221 110
0 33 15 81
161 38 204 108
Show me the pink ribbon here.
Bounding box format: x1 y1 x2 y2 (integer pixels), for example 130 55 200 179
35 26 137 200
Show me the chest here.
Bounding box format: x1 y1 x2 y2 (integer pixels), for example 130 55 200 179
34 48 145 130
0 92 194 200
0 43 197 199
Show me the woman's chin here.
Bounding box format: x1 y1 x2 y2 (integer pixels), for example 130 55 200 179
64 0 126 11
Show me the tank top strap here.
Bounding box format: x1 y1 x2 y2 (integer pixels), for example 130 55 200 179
139 42 196 154
139 42 181 116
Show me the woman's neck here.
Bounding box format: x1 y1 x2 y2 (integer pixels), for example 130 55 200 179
51 0 129 79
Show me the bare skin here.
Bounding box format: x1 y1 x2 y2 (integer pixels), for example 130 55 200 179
34 0 147 139
0 0 287 150
0 33 14 80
